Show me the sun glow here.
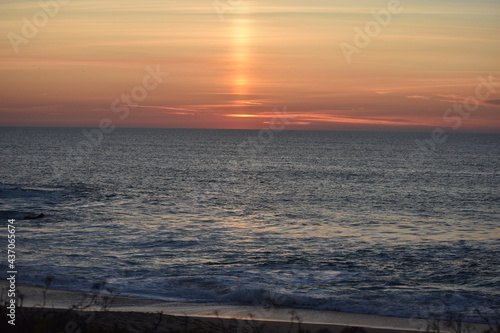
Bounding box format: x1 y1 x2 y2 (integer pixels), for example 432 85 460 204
1 1 499 131
226 114 257 117
232 18 252 96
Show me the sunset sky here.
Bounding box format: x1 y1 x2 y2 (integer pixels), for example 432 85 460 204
1 0 499 131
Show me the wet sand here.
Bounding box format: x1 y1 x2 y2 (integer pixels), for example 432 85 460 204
1 281 490 333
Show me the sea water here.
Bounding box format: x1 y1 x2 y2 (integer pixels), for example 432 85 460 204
0 127 499 323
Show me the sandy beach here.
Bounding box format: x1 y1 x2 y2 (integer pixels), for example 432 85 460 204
1 281 493 333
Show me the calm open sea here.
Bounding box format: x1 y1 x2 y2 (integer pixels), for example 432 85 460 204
0 127 499 323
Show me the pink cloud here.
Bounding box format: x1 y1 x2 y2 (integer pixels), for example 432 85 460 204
406 95 430 100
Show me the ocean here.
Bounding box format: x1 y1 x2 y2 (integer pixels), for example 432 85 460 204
0 127 499 324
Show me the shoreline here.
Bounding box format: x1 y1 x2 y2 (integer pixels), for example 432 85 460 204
1 281 493 333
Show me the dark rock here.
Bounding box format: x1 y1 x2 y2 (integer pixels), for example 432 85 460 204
23 213 45 220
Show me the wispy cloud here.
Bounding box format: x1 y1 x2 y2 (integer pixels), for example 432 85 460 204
406 95 430 100
226 111 430 127
485 99 500 106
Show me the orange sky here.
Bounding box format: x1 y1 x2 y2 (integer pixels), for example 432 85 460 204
1 0 499 132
